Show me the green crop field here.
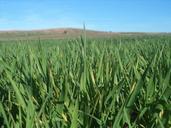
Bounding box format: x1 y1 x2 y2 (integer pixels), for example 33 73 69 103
0 34 171 128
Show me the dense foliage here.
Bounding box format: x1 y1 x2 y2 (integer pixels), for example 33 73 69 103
0 35 171 127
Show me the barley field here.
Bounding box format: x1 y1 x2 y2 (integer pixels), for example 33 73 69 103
0 35 171 127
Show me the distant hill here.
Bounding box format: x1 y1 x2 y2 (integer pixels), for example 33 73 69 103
0 28 115 40
0 28 169 41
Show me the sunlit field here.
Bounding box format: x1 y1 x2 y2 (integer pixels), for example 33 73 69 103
0 34 171 127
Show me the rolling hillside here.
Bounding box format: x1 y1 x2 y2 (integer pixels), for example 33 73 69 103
0 28 168 41
0 28 116 40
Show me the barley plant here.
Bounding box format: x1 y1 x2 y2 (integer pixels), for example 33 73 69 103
0 35 171 128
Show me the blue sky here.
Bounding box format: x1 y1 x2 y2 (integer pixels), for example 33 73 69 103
0 0 171 32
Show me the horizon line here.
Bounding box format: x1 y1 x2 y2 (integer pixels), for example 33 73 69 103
0 27 171 33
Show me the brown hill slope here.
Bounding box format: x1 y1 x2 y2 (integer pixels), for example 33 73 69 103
0 28 168 41
0 28 117 40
